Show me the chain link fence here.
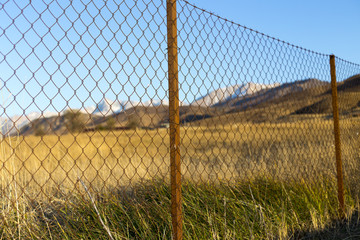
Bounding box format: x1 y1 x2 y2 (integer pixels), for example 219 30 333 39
333 57 360 201
178 0 333 186
1 0 360 238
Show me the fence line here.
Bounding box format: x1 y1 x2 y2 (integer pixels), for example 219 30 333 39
1 0 360 238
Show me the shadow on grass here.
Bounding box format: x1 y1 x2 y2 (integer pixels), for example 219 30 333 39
291 211 360 240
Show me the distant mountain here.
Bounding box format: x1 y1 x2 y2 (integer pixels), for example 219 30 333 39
1 111 58 136
194 78 333 125
332 74 360 93
18 111 97 136
295 75 360 115
0 80 323 135
91 98 140 116
192 83 279 107
1 98 175 134
5 75 360 136
90 98 189 116
90 98 186 116
223 79 329 110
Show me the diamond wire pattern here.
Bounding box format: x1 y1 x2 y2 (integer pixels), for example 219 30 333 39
333 58 360 193
0 0 170 211
177 0 360 187
1 0 360 237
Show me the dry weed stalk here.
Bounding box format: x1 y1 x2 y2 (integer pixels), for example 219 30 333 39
78 177 115 240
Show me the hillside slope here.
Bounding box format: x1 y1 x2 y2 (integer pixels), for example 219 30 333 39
12 74 360 135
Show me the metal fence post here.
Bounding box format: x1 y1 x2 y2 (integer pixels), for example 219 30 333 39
166 0 183 239
330 54 345 217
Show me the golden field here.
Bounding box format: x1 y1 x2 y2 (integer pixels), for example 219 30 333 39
1 116 359 201
0 116 360 239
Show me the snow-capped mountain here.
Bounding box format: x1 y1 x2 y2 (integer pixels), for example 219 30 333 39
0 111 58 136
142 99 187 107
143 99 168 107
0 78 327 135
0 98 173 134
91 98 140 116
192 83 279 107
90 98 175 116
225 78 329 109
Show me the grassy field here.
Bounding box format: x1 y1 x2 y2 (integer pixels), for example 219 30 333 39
1 117 360 239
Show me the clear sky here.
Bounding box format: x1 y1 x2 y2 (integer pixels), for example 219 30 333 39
190 0 360 64
1 0 359 118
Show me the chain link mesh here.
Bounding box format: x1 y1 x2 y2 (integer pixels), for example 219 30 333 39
1 0 360 238
1 0 170 195
333 57 360 196
178 0 336 184
1 0 171 236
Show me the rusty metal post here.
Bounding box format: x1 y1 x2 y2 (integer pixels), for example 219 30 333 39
330 54 345 217
166 0 183 239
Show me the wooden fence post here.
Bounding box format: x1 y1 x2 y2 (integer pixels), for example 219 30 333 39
166 0 183 239
330 54 345 218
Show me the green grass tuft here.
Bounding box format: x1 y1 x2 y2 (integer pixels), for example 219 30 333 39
1 178 356 239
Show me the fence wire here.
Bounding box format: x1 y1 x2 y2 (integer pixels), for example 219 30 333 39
1 0 360 238
1 0 170 195
0 0 171 237
333 57 360 197
178 0 335 184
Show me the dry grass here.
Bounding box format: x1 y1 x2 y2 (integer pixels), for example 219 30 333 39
1 117 359 201
0 117 360 239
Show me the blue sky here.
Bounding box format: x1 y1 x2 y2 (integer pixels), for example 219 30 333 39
1 0 359 117
190 0 360 63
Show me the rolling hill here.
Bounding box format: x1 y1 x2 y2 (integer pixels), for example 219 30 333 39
295 74 360 115
4 74 360 136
